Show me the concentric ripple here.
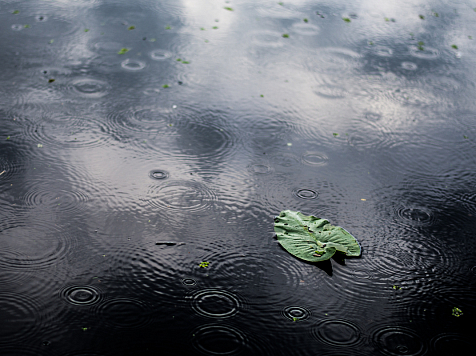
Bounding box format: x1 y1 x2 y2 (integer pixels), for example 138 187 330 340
409 46 439 59
430 333 473 355
395 206 435 226
69 78 110 98
313 319 363 347
182 278 197 287
145 180 217 212
401 62 418 71
247 161 273 175
121 59 146 71
60 285 102 306
372 326 426 356
22 186 89 214
293 188 318 199
150 49 173 60
0 222 77 269
190 289 242 319
301 151 328 166
282 306 311 321
149 169 169 180
191 324 247 355
106 105 174 133
0 292 41 344
95 298 152 329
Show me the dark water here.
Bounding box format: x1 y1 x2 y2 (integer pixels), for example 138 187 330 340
1 0 476 355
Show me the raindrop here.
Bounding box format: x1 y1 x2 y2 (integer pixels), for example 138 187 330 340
282 306 311 321
182 278 197 286
70 78 110 98
294 188 318 199
190 289 242 319
191 324 247 355
401 62 418 70
149 169 169 180
150 49 172 60
372 326 426 356
313 319 362 346
60 285 102 306
121 59 146 71
302 152 328 166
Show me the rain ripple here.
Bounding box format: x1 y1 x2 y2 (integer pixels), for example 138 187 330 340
68 78 110 98
0 292 42 344
188 289 244 319
312 319 363 347
93 298 152 329
370 325 427 356
60 285 103 306
191 324 247 356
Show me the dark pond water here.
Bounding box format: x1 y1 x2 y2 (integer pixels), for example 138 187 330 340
1 0 476 355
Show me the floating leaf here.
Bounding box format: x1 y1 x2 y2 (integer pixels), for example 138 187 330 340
333 132 338 137
282 33 289 38
118 48 129 54
212 26 218 29
419 15 425 20
452 307 463 317
451 44 458 49
165 25 171 30
128 25 135 30
24 24 30 28
343 17 351 23
84 28 90 32
303 18 308 23
224 7 233 11
48 78 55 83
199 261 209 268
274 210 361 262
13 10 20 14
162 84 169 88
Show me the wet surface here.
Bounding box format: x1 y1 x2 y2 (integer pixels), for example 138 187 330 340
1 0 476 355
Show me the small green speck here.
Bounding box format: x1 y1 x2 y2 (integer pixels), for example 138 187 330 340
433 12 439 17
162 84 169 88
24 24 30 28
150 38 156 42
418 41 424 46
182 61 190 64
392 285 401 290
451 44 458 49
199 261 209 268
469 36 473 40
204 39 209 43
419 15 425 20
84 28 89 32
128 25 135 30
7 136 10 140
278 2 284 5
333 133 338 137
452 307 463 317
82 327 88 331
200 27 206 30
368 41 374 45
165 25 171 30
48 78 55 83
212 26 218 29
384 17 390 22
343 17 351 23
292 317 299 322
176 58 182 61
303 18 308 23
224 7 233 11
48 39 54 44
463 135 468 139
282 33 289 38
260 94 264 97
118 48 129 54
13 10 19 14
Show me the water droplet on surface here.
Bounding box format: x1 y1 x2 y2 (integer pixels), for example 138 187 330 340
182 278 197 286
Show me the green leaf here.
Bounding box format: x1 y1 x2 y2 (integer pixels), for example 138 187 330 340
224 7 233 11
118 48 129 54
274 210 361 262
452 307 463 317
282 33 289 38
343 17 351 23
128 25 135 30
